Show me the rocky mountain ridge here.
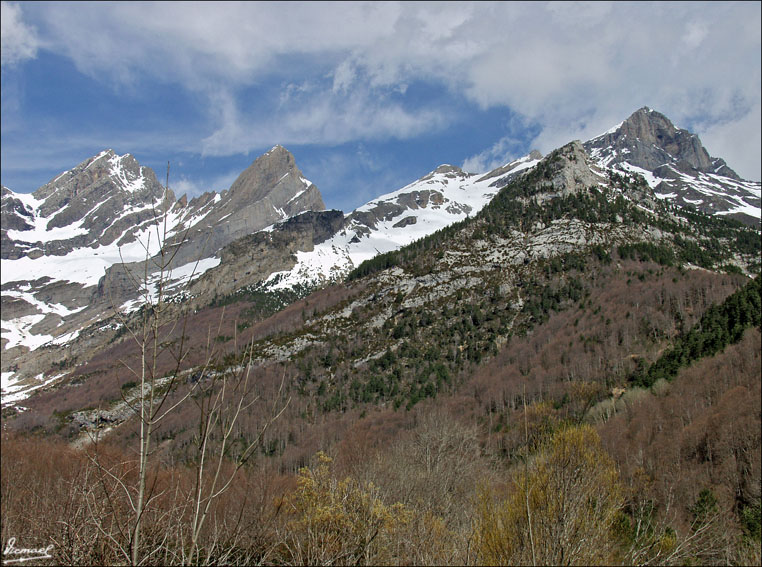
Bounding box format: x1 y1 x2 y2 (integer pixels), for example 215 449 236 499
2 108 760 407
193 139 759 409
1 146 325 399
16 137 758 446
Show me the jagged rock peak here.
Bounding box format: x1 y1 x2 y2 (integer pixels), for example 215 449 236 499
35 150 167 224
227 145 323 206
32 148 165 203
420 164 469 182
586 107 740 180
620 108 710 169
539 140 609 197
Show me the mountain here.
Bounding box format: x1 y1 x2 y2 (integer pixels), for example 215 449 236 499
6 133 757 452
0 146 326 395
0 105 762 565
163 145 326 269
203 153 543 297
585 107 760 226
2 122 760 564
1 149 169 261
1 108 760 410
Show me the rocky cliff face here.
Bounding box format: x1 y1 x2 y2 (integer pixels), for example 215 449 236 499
190 210 346 300
227 145 325 213
164 146 326 268
585 107 760 225
587 107 719 174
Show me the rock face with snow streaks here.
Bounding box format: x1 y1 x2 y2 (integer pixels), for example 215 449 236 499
166 145 326 268
1 150 170 261
585 107 760 226
0 146 328 395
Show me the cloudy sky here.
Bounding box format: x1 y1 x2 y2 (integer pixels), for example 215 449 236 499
2 1 760 212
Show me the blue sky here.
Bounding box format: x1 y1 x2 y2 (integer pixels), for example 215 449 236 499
2 1 760 213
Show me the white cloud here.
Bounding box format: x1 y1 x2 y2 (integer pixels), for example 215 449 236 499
695 103 762 181
7 2 761 179
683 20 709 50
200 82 448 156
462 136 520 174
1 2 39 65
29 2 402 88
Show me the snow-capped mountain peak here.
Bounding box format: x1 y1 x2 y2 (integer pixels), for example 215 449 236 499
0 145 327 371
584 108 760 226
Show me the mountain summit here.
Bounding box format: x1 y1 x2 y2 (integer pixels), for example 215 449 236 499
1 149 169 261
586 107 738 177
228 145 325 211
165 145 326 268
585 107 760 225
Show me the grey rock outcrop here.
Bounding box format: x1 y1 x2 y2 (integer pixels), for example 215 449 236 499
191 209 345 299
1 186 34 231
545 141 606 196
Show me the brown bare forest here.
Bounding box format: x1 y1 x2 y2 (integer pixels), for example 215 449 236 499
2 255 760 565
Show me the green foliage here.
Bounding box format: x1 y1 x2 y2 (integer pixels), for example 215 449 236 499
671 206 762 258
741 499 762 541
690 488 718 530
635 275 761 388
211 281 314 320
520 273 585 325
618 242 675 266
673 235 722 268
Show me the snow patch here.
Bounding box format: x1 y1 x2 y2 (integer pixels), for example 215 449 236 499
2 314 52 350
7 213 91 243
1 372 67 408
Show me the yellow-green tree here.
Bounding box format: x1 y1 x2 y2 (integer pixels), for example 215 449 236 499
477 424 623 565
279 452 411 565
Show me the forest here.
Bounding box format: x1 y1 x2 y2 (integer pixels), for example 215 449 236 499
2 147 760 565
2 269 760 565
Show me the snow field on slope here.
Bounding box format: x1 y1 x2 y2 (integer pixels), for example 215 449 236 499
1 371 67 408
1 198 220 288
265 159 538 289
118 256 222 313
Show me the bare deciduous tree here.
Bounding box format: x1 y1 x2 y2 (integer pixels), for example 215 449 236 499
83 164 290 565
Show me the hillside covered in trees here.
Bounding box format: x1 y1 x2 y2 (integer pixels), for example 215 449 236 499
2 141 760 565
